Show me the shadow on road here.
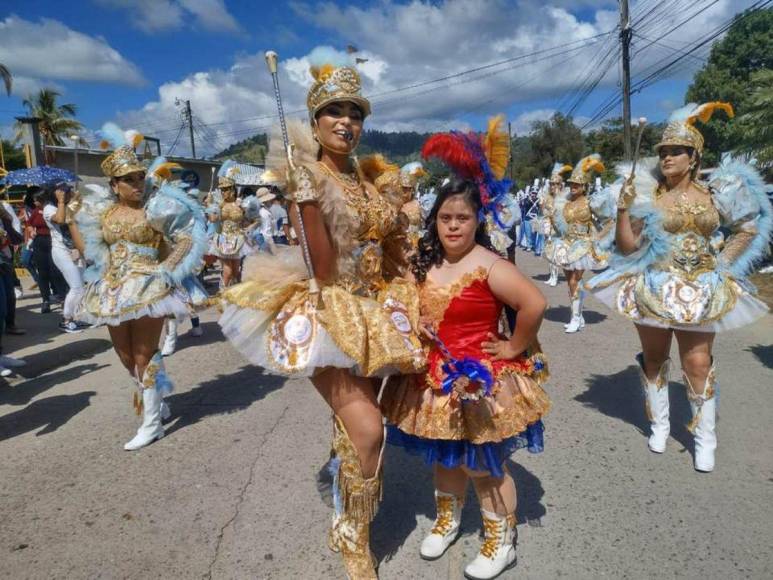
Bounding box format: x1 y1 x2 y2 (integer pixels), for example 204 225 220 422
746 344 773 370
0 362 108 406
169 321 224 353
12 338 113 380
575 365 693 453
371 447 548 564
0 391 96 441
544 305 607 325
163 365 285 436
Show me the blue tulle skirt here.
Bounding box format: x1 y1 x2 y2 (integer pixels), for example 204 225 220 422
386 420 545 478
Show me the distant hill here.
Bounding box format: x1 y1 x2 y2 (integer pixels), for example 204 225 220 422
213 130 431 166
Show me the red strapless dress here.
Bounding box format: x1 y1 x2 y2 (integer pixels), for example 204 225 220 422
382 265 551 476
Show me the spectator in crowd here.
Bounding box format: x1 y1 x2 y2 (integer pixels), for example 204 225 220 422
269 192 292 245
28 188 67 314
18 191 40 289
0 215 26 376
0 195 25 335
43 184 86 333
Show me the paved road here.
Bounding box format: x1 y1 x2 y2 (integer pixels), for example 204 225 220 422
1 251 771 579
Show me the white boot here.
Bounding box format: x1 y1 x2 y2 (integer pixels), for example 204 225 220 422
564 292 584 333
124 387 165 451
464 510 517 580
637 353 670 453
685 365 717 473
420 491 463 560
161 319 178 356
547 265 558 287
124 352 173 451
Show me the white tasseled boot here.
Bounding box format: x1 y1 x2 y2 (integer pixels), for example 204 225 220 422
420 491 464 560
685 365 717 473
464 510 517 580
637 353 670 453
124 386 165 451
161 319 178 357
564 291 584 333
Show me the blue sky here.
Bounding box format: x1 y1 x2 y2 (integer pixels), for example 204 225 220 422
0 0 758 157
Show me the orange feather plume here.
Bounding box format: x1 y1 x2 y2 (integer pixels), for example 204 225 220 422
358 154 399 182
483 115 510 181
581 156 605 174
151 162 182 181
687 102 734 126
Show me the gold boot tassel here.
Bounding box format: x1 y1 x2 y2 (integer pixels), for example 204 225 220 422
328 415 384 580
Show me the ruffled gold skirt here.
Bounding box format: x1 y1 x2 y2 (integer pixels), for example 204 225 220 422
218 250 426 377
382 370 551 445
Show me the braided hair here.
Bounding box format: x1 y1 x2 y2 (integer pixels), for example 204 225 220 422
411 178 494 283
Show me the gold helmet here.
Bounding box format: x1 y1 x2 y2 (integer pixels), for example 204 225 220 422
567 154 605 186
654 102 734 156
307 64 371 119
549 162 573 185
98 125 146 178
217 159 239 189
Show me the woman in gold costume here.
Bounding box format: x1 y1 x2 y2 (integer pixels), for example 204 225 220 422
540 163 572 287
76 124 208 451
586 103 771 472
218 57 424 579
550 155 615 333
209 161 247 288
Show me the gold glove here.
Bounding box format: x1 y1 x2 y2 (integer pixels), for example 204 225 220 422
617 178 636 210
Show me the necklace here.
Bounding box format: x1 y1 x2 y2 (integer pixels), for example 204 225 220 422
317 161 364 197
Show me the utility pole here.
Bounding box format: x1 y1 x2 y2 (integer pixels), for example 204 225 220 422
185 100 196 159
620 0 633 160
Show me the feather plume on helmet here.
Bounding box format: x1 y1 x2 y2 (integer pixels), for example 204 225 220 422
567 154 605 186
655 101 734 155
98 122 147 178
549 162 573 184
421 114 517 233
306 46 371 120
217 159 240 189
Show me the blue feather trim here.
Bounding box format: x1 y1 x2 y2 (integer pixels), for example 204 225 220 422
709 157 773 279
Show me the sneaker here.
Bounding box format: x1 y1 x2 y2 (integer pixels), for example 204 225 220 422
5 326 26 335
74 321 93 329
14 287 23 299
189 326 204 337
0 366 11 378
59 321 82 334
0 355 26 368
41 302 51 314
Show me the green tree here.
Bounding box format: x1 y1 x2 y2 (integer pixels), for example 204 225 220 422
585 118 664 165
734 68 773 178
685 7 773 166
0 64 11 96
14 89 83 163
1 139 27 170
512 113 584 186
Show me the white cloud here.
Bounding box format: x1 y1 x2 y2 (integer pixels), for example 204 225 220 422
96 0 242 34
114 0 757 156
0 16 145 93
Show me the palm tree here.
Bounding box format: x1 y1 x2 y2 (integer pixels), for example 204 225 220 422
14 88 83 164
0 64 11 95
734 68 773 177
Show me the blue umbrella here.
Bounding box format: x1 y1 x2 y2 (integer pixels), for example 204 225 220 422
1 165 80 187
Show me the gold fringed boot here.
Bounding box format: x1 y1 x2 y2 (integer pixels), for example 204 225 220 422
637 353 671 454
328 416 383 580
124 351 173 451
684 363 717 473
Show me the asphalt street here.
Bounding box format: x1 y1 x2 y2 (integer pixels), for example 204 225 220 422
1 251 771 579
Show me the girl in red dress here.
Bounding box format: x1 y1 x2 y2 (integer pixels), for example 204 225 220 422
382 175 551 580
